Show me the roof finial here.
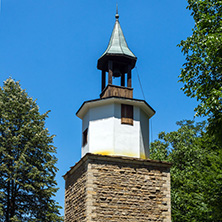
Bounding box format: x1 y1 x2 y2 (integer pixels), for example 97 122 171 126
115 3 119 20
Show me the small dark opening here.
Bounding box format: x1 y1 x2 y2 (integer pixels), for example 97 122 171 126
82 128 88 146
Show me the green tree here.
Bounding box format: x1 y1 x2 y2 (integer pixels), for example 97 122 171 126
178 0 222 143
0 78 63 222
150 120 222 222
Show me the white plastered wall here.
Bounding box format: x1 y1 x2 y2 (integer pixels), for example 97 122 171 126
81 101 150 159
89 103 115 155
113 104 140 157
139 109 149 158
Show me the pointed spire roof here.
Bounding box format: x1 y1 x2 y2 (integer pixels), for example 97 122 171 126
97 10 137 70
102 11 136 58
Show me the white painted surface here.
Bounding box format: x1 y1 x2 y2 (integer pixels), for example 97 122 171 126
80 99 153 159
140 109 150 158
89 104 115 154
113 104 140 157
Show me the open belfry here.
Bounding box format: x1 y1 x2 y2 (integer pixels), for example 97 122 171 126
64 10 171 222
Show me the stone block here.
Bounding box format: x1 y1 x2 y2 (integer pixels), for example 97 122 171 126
63 153 171 222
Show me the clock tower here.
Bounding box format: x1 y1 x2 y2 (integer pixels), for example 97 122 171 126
64 10 171 222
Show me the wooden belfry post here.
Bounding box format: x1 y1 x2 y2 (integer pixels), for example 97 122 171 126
121 73 125 86
102 70 106 91
108 60 113 85
127 65 132 88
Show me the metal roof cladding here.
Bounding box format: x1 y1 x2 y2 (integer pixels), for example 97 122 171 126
98 10 137 61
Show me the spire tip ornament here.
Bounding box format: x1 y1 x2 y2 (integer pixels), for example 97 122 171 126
115 3 119 19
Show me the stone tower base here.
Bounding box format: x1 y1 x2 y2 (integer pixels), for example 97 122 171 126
64 153 171 222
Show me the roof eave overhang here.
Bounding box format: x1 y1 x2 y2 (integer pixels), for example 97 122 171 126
97 54 137 70
76 97 155 120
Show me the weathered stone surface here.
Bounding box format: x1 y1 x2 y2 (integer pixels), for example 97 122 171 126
64 162 87 222
64 153 171 222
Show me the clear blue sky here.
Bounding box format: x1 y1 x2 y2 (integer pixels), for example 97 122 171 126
0 0 204 216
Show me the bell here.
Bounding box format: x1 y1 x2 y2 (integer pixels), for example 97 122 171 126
113 68 121 77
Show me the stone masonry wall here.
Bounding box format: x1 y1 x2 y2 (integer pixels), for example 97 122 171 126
64 162 87 222
64 154 171 222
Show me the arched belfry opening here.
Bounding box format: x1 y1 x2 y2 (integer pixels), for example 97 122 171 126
97 12 137 99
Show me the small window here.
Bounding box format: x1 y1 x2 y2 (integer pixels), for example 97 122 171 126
82 128 88 146
121 104 133 125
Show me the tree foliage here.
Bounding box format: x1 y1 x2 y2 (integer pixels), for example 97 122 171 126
152 1 222 220
178 0 222 143
0 78 63 221
150 120 222 222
